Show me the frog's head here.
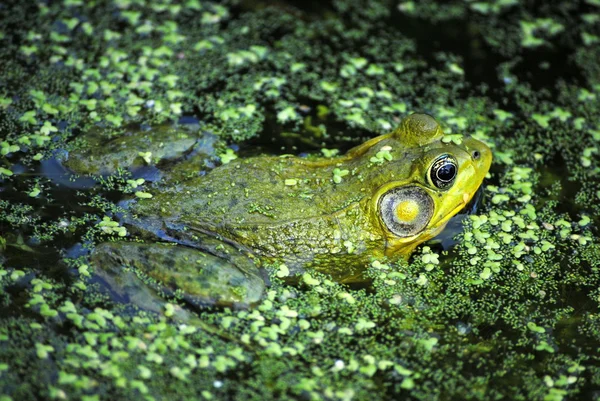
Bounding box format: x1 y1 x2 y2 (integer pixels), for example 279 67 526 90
369 113 492 258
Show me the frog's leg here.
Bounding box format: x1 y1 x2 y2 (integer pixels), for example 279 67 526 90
65 126 220 176
91 241 266 311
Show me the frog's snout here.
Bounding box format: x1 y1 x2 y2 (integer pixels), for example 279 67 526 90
465 137 493 177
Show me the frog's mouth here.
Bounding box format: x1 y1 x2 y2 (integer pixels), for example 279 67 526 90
461 186 484 215
430 185 484 230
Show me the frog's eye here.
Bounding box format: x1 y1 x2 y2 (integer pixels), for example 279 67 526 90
379 186 434 237
429 155 457 189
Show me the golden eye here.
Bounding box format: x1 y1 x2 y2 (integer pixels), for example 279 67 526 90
379 186 433 237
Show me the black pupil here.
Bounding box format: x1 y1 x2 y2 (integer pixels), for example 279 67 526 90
436 163 456 182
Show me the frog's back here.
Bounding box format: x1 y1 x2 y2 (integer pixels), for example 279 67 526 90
133 146 417 228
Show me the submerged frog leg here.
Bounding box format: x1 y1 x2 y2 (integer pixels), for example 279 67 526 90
91 241 265 309
65 127 219 176
90 246 193 321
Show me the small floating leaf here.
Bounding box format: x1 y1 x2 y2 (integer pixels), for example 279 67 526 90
135 191 153 199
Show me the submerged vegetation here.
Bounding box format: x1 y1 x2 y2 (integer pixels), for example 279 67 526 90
1 0 600 400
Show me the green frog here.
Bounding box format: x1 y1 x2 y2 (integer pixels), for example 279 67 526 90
66 114 492 309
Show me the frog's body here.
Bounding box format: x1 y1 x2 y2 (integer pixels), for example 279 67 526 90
68 114 492 308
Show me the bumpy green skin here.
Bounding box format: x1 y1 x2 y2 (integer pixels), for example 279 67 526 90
70 114 491 305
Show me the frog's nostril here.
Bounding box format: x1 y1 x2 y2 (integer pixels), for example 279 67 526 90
472 150 481 160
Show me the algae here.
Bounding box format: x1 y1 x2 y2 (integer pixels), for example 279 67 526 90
1 0 600 400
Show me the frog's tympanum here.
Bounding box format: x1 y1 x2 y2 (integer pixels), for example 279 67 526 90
67 113 492 309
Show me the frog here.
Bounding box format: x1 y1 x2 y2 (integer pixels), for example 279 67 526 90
65 113 492 310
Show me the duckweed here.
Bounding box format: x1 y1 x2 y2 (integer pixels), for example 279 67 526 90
332 168 350 184
369 146 394 164
2 0 600 400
